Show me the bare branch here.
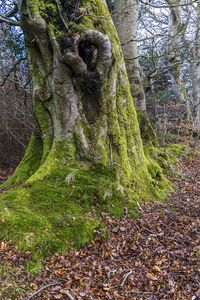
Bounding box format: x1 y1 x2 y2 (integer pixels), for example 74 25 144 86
0 57 26 86
54 0 69 32
0 15 20 26
26 281 60 300
139 0 198 9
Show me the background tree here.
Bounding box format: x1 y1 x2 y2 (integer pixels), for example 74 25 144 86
192 2 200 128
136 0 197 143
113 0 157 144
114 0 147 115
166 0 187 103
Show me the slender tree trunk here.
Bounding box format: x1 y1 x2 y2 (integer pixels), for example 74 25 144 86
192 3 200 129
166 0 186 103
113 0 157 145
5 0 156 199
113 0 147 114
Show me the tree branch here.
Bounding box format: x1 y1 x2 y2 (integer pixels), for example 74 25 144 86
0 15 20 26
0 57 26 86
139 0 198 9
26 282 59 300
54 0 69 32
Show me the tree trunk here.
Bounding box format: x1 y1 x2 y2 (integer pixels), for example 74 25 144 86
113 0 147 114
4 0 158 199
166 0 186 103
113 0 157 145
192 3 200 129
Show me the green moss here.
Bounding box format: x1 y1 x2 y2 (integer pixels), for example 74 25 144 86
158 144 187 170
143 143 189 199
33 98 53 163
0 140 129 270
164 143 187 156
0 139 172 270
137 112 157 146
0 262 30 298
28 139 76 182
180 81 188 102
143 145 174 198
29 0 56 16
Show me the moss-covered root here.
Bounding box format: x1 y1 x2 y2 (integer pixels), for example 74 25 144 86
144 143 188 173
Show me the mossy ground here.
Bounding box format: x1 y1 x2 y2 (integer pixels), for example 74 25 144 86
0 158 131 271
0 143 185 272
144 143 188 175
0 262 30 298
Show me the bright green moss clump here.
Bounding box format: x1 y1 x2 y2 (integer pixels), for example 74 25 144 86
144 143 188 170
0 154 128 270
137 112 157 147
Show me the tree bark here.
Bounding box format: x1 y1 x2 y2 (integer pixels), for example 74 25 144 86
5 0 155 198
166 0 186 103
192 3 200 129
113 0 157 145
113 0 147 115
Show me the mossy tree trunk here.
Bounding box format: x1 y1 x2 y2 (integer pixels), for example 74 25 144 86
6 0 159 199
166 0 186 103
113 0 157 145
192 3 200 129
114 0 147 115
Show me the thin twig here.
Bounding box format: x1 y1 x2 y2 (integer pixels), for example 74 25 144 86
137 202 145 214
121 270 133 287
65 291 76 300
139 0 198 9
54 0 69 31
0 15 20 26
26 281 59 300
123 206 129 220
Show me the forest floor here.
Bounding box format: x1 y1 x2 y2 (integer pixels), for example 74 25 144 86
0 166 13 185
0 151 200 300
